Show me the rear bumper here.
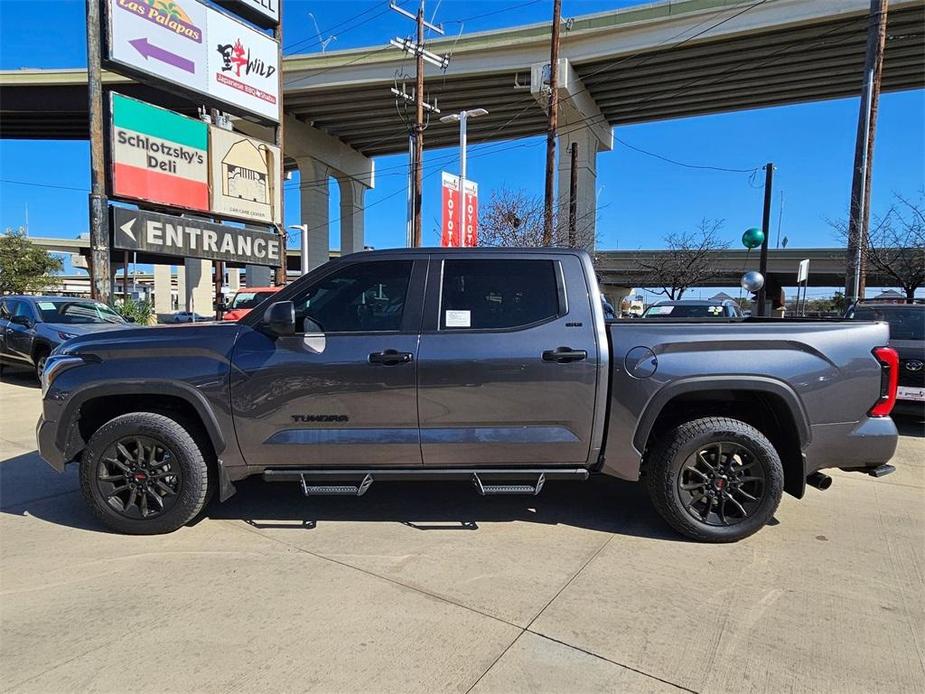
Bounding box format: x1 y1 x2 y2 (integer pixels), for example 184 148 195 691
36 415 67 472
805 417 898 474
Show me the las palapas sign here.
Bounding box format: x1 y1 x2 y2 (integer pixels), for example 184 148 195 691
106 0 279 122
210 126 282 224
110 93 209 211
112 206 282 266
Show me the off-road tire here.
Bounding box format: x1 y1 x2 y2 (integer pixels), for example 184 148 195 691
79 412 210 535
646 416 784 543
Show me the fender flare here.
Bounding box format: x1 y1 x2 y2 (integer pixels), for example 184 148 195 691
57 380 226 455
633 375 812 454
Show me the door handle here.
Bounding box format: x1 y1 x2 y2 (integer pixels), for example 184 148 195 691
369 349 414 366
542 347 588 363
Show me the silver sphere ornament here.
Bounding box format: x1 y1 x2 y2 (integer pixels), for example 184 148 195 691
741 271 764 292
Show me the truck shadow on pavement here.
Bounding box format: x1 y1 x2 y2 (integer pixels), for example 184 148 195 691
0 450 683 541
0 368 39 389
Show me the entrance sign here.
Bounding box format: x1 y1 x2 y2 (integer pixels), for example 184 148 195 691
216 0 280 28
112 206 282 266
209 127 282 224
207 8 280 122
110 93 209 211
440 173 479 247
106 0 280 122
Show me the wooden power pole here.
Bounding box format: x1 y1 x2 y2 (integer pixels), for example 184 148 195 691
543 0 562 246
274 21 287 286
756 163 774 317
388 1 446 247
86 0 111 303
846 0 889 303
568 142 578 247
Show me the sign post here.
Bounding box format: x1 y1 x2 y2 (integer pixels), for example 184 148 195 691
87 0 111 303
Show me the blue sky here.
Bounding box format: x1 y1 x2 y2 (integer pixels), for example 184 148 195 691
1 0 923 297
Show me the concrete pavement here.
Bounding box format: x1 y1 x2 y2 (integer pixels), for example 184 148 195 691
1 368 922 693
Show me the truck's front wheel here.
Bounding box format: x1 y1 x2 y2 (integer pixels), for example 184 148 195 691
79 412 210 535
646 417 784 543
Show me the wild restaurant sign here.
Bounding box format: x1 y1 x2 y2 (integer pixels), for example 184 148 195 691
105 0 280 122
112 206 282 266
109 93 209 211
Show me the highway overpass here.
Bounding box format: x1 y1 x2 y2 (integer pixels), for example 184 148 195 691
3 0 923 281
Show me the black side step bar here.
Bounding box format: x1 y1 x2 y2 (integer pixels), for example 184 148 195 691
265 467 588 498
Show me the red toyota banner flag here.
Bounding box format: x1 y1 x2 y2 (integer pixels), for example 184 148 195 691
442 173 478 247
461 179 478 247
440 172 460 247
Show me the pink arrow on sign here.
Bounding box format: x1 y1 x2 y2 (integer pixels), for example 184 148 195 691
129 38 195 74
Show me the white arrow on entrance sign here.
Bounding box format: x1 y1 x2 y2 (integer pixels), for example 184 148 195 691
120 217 136 242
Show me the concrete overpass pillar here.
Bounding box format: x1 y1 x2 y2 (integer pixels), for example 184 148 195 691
531 58 613 250
336 175 366 255
184 258 212 316
227 267 240 292
153 264 172 315
296 156 331 272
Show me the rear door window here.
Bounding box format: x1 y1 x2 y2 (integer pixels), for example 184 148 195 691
440 259 561 330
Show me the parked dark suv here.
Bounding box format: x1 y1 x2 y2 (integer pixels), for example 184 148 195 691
0 296 130 379
846 300 924 417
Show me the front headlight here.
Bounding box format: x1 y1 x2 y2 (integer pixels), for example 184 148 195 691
41 355 86 397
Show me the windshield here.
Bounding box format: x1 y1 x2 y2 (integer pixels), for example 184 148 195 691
36 300 125 325
850 306 924 340
643 304 728 318
230 291 276 310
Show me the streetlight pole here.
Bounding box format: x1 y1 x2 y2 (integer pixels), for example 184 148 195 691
440 108 488 246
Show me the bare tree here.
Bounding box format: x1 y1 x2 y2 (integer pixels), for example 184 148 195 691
478 186 598 249
865 194 925 302
634 219 730 300
831 192 925 302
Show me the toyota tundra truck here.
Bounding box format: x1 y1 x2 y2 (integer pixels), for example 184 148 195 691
37 248 900 542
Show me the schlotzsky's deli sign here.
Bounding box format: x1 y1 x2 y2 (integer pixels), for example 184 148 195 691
112 206 281 266
109 93 281 224
110 93 209 211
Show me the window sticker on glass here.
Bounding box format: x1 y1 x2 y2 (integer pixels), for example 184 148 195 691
445 310 471 328
38 302 57 310
648 305 674 315
707 305 723 315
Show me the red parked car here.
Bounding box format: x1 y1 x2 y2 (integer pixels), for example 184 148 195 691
222 287 282 321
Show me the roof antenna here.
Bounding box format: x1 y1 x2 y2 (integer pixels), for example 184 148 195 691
307 13 337 53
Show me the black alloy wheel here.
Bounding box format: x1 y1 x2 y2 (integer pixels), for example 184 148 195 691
95 436 182 519
677 441 766 527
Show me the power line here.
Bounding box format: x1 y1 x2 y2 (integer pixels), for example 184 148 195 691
614 137 758 174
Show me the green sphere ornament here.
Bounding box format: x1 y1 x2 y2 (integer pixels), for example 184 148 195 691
742 227 765 249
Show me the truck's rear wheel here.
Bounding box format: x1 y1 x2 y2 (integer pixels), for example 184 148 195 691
79 412 209 535
646 417 783 543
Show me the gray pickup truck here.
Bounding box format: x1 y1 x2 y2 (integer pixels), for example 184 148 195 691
37 248 900 542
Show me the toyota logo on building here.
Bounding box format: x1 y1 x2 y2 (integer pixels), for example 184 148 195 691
906 360 924 372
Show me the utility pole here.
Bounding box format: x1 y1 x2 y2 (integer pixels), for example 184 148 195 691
86 0 111 303
543 0 563 246
274 22 287 286
756 162 774 317
846 0 888 303
389 2 447 247
568 142 578 248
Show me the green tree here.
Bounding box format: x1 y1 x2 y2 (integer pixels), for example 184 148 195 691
0 228 63 294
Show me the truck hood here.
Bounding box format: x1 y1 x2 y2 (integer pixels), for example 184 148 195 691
55 321 242 359
41 321 130 338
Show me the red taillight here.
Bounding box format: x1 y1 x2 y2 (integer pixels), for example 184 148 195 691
869 346 899 417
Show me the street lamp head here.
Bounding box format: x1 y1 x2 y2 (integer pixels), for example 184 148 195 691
439 113 460 124
440 108 489 124
468 108 489 119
